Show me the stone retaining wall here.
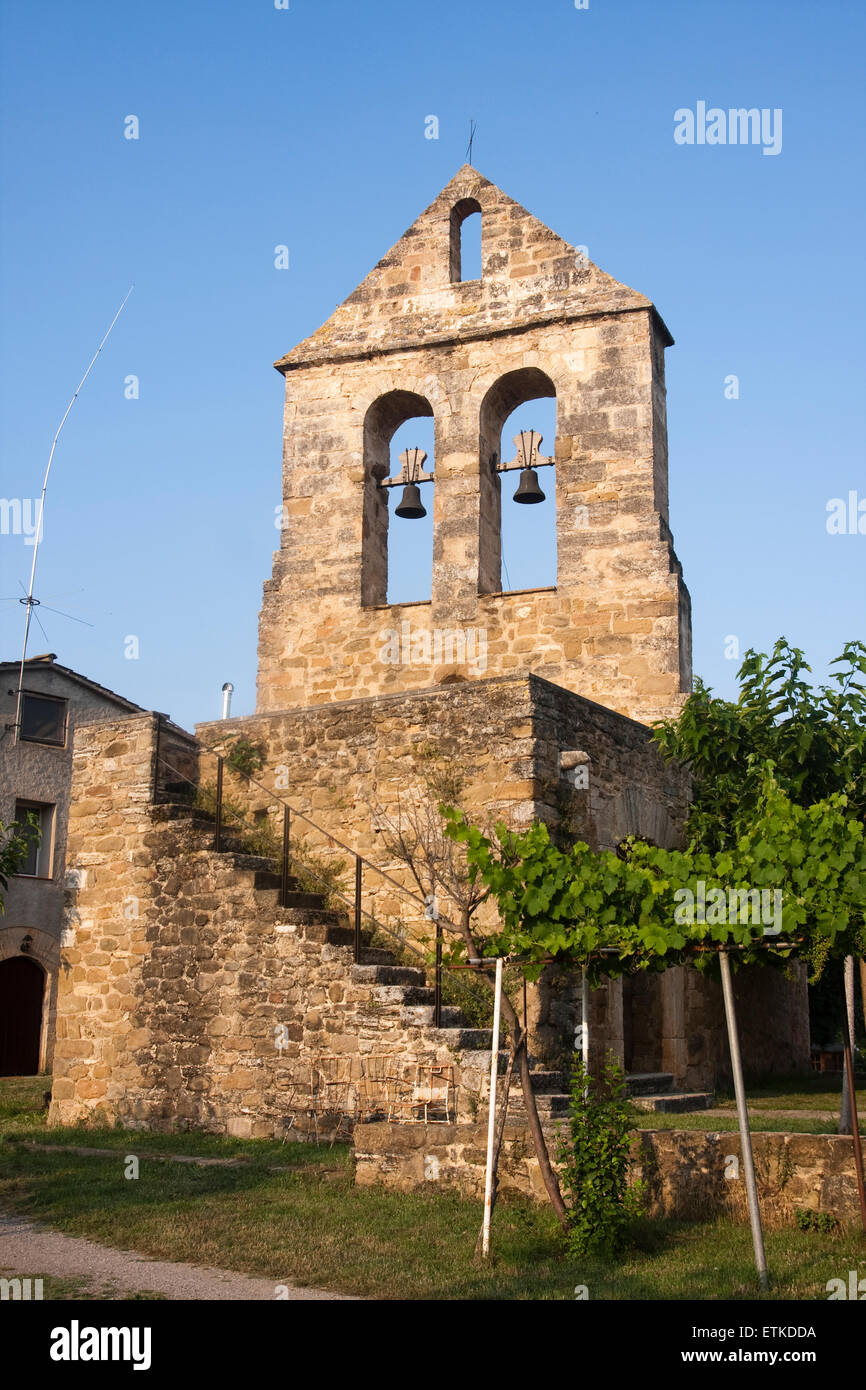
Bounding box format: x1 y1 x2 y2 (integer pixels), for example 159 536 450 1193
354 1120 865 1227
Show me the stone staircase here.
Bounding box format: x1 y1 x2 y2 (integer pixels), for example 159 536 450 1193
626 1072 714 1113
154 797 711 1125
507 1068 714 1126
155 797 494 1065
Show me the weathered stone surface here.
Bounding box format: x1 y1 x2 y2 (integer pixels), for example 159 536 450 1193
256 166 691 726
48 171 810 1149
354 1121 865 1227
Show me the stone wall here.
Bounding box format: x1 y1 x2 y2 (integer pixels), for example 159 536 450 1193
49 714 490 1134
354 1121 865 1228
197 674 809 1088
257 165 691 726
50 694 809 1131
198 672 692 1072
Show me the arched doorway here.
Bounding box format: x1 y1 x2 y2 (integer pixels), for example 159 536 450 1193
0 956 45 1075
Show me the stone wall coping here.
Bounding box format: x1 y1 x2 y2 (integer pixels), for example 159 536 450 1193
276 304 672 375
197 672 657 740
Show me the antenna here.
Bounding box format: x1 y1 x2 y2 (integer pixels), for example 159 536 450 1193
466 118 477 166
11 286 133 741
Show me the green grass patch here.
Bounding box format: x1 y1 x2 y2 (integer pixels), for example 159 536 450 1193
1 1078 863 1300
632 1111 864 1134
714 1074 866 1113
0 1075 51 1134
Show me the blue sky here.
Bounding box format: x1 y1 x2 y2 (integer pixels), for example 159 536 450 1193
0 0 863 730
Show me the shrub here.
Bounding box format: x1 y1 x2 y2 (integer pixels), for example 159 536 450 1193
556 1052 645 1256
794 1208 837 1233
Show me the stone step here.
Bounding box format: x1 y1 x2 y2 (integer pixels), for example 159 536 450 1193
280 890 329 910
358 948 398 966
400 1004 467 1028
626 1072 675 1097
274 909 347 931
253 868 283 891
515 1070 567 1094
429 1027 493 1050
630 1091 715 1114
350 963 427 987
398 986 436 1005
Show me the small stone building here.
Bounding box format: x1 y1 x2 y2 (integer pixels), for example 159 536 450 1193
48 169 809 1136
0 654 143 1074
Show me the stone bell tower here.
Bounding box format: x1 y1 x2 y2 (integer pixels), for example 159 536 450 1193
256 165 691 726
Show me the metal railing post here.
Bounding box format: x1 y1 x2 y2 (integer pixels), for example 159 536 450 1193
214 756 224 853
152 714 162 804
280 806 291 909
719 948 769 1289
353 856 362 963
434 920 442 1028
840 964 866 1231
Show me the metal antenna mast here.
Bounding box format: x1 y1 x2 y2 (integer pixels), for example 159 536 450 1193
12 286 133 741
466 119 477 165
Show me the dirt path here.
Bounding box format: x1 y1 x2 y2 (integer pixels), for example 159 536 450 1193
0 1211 354 1301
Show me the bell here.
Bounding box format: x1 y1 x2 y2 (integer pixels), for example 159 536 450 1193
513 467 545 504
394 481 427 519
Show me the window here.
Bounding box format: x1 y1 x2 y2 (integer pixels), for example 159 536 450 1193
20 692 67 746
450 198 482 283
13 800 55 879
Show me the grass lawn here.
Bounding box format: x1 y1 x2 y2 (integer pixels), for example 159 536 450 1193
2 1077 864 1300
713 1073 866 1112
633 1111 865 1134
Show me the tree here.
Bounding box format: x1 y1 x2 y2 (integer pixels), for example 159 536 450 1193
372 746 569 1228
445 775 865 982
443 640 866 1227
652 638 866 1132
0 817 34 912
651 638 866 851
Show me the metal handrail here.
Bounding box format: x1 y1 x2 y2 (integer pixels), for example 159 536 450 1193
151 719 492 1027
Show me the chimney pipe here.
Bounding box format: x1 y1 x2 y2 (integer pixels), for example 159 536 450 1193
221 682 234 720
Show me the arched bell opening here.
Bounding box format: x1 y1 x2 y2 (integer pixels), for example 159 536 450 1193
449 198 483 283
478 368 557 594
362 390 435 607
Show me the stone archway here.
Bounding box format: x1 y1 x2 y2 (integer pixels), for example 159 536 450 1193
0 927 59 1074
